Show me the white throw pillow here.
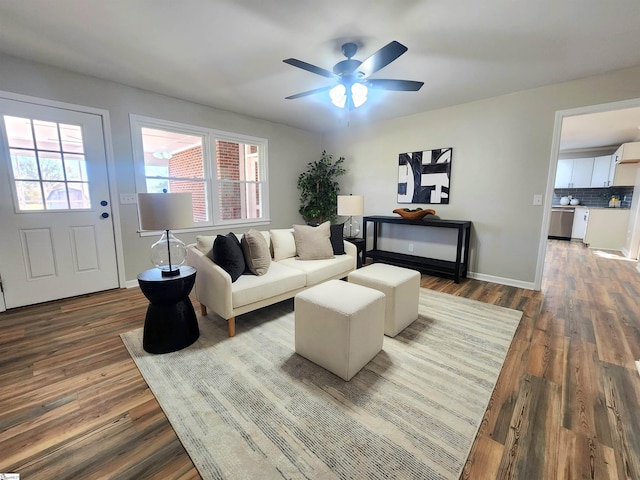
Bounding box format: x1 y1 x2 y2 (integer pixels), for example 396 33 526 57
270 228 297 261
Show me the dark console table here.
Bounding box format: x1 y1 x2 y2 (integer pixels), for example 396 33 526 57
362 216 472 283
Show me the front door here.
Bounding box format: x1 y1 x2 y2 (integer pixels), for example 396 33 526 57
0 98 119 308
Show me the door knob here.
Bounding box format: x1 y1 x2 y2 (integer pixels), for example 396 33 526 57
100 200 108 206
101 212 110 218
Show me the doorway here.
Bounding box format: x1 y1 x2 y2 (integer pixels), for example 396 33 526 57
0 96 120 309
535 97 640 289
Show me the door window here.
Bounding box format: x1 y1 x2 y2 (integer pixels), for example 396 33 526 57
3 115 91 211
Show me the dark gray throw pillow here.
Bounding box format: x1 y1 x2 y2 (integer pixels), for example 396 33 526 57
330 223 345 255
212 233 245 282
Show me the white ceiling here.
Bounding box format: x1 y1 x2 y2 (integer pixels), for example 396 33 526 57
560 106 640 152
2 0 640 146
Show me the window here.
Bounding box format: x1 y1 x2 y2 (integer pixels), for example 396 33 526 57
3 115 91 211
130 115 269 229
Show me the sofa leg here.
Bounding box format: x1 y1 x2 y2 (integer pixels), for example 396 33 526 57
227 317 236 337
200 304 207 316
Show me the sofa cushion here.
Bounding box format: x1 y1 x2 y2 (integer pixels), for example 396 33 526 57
241 229 271 276
278 254 354 286
212 233 246 282
271 228 297 261
196 235 216 256
231 262 306 308
330 223 345 255
293 221 334 260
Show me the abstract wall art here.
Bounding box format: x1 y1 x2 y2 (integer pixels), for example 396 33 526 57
397 147 452 204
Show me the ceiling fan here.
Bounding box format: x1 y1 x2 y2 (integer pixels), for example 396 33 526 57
283 41 424 110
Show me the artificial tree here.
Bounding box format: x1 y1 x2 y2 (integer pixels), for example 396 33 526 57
297 151 346 224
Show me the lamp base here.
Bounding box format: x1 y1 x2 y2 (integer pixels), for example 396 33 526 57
150 230 187 276
161 267 182 277
343 217 361 239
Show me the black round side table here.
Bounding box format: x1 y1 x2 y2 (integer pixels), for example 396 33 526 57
137 266 199 354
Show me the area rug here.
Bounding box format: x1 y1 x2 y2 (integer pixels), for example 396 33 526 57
121 288 522 480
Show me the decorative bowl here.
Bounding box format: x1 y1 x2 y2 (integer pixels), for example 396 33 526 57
392 208 436 220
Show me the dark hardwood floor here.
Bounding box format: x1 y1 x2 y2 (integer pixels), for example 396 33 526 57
1 240 639 479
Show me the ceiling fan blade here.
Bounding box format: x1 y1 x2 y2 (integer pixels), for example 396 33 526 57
285 85 334 100
358 41 408 77
367 79 424 91
283 58 336 79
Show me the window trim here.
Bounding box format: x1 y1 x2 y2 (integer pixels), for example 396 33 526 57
130 114 270 234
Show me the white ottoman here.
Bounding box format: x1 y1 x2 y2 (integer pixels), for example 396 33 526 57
348 263 420 337
294 279 385 381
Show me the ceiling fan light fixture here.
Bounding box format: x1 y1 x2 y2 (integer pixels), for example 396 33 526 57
329 82 368 109
330 84 347 108
351 82 368 108
285 40 420 109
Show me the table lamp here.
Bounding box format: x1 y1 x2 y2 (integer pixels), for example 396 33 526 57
137 192 193 277
337 194 364 239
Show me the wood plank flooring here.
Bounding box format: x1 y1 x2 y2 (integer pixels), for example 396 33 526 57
1 240 639 479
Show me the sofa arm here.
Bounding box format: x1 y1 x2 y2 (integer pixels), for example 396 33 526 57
185 245 234 319
343 240 358 270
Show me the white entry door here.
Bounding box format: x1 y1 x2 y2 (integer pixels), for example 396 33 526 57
0 98 119 308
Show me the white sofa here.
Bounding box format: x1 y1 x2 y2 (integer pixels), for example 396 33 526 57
186 229 357 337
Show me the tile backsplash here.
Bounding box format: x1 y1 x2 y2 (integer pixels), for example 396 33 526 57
553 186 634 208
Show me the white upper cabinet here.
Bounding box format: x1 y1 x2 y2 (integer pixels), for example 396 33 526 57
591 155 612 187
572 158 595 187
555 157 594 188
555 159 573 188
586 153 637 187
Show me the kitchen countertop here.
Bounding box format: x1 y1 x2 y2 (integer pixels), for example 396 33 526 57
585 206 630 210
551 205 629 210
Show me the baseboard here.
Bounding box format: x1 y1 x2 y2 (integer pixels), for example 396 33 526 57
467 271 536 290
124 271 535 290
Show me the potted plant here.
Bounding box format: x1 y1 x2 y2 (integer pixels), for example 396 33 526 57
297 150 346 224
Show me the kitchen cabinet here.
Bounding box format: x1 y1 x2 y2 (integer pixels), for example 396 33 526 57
612 141 640 164
555 157 594 188
584 208 630 250
610 162 638 186
571 207 589 240
591 155 612 187
589 154 638 187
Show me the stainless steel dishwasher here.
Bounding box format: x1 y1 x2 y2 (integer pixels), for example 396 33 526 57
549 208 575 240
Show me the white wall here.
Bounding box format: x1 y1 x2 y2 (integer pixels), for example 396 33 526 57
325 65 640 287
0 53 323 282
3 50 640 288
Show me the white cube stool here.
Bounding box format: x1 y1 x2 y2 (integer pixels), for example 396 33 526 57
348 263 420 337
294 279 385 381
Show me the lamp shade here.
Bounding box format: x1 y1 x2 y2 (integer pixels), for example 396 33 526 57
337 195 364 216
137 193 193 276
137 193 193 231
